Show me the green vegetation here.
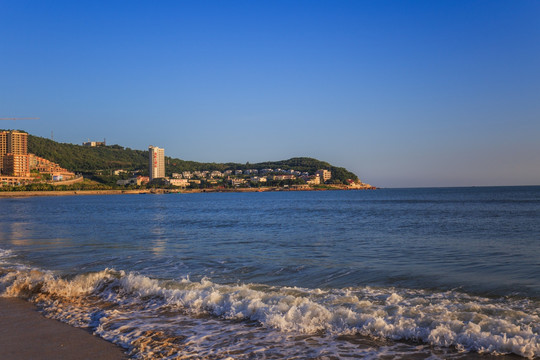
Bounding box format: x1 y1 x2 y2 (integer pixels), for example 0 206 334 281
28 135 149 172
27 134 359 184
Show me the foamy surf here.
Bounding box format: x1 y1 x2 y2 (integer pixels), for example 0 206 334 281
0 259 538 359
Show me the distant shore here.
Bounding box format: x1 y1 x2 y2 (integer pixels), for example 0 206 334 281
0 185 376 198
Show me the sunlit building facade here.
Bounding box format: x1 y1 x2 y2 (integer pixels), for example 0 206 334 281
149 145 165 180
0 130 29 175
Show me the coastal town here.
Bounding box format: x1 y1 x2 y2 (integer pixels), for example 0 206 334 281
0 130 374 192
139 145 340 189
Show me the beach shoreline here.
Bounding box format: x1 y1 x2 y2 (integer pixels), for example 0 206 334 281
0 297 127 360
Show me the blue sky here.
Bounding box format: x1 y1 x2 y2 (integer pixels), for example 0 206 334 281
1 1 539 187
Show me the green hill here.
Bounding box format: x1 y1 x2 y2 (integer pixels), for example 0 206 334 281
27 134 359 183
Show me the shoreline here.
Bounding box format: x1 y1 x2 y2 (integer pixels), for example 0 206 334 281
0 297 127 360
0 185 377 198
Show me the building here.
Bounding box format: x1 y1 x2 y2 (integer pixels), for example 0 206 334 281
270 174 296 181
28 155 75 179
0 175 34 187
230 178 246 186
0 131 6 160
0 130 29 175
305 175 321 185
0 131 6 174
83 140 106 147
250 176 267 183
117 176 149 186
182 171 193 179
6 131 28 155
2 154 30 177
166 178 189 187
316 169 332 182
149 146 165 180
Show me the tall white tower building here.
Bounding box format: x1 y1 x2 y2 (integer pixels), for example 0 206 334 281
149 146 165 180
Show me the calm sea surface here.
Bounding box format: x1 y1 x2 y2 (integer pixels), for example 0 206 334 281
1 187 539 359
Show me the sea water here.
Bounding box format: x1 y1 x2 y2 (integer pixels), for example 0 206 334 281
0 187 539 359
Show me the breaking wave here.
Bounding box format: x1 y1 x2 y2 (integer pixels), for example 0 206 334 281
0 255 539 359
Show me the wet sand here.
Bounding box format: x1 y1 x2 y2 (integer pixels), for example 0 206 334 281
0 297 127 360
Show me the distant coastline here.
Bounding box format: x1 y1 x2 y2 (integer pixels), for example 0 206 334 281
1 131 372 192
0 184 377 198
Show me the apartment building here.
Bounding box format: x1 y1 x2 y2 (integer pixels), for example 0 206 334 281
0 131 6 173
2 154 30 177
316 169 332 182
28 154 75 179
6 130 28 155
0 130 29 175
149 146 165 180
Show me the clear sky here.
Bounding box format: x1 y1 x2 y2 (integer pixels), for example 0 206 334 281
1 1 539 187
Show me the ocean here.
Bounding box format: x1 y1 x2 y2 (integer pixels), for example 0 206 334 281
0 187 539 359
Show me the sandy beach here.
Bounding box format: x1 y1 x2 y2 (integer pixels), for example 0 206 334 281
0 297 127 360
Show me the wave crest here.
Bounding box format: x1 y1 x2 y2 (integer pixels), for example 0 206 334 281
1 267 539 359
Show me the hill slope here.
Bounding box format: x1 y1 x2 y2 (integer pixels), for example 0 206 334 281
28 135 359 183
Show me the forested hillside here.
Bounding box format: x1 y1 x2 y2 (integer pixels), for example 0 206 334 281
28 134 359 183
28 135 148 171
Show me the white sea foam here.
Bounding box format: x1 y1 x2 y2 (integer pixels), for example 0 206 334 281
1 266 539 359
0 248 13 260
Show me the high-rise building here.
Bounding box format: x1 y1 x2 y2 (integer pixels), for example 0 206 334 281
0 131 6 174
0 131 6 155
0 130 28 175
6 131 28 155
2 154 30 177
149 146 165 180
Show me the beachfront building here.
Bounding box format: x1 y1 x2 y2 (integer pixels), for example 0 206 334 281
306 175 321 185
2 154 30 177
316 169 332 182
166 178 189 187
0 130 32 184
149 146 165 180
0 130 29 175
6 130 28 155
116 176 150 186
28 155 75 180
0 132 7 172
